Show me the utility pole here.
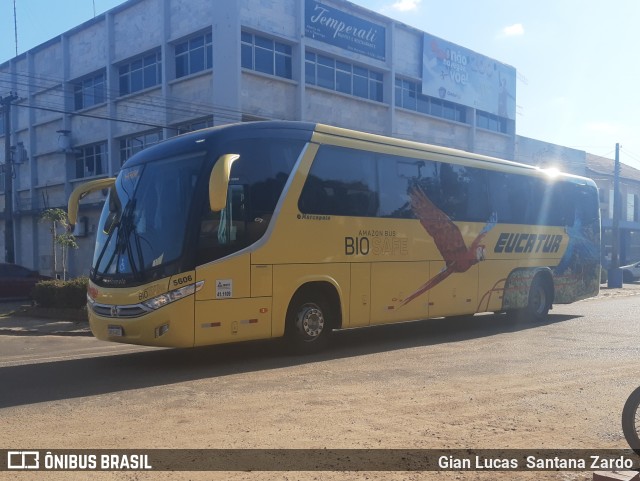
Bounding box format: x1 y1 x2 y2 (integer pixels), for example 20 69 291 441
2 92 19 264
608 142 622 288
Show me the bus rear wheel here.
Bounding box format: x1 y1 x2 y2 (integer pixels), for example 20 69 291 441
286 293 332 354
524 276 552 322
507 276 552 323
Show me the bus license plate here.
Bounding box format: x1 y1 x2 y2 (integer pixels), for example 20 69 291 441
108 325 124 337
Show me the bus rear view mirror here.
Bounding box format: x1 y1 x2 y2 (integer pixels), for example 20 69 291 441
209 153 240 212
68 177 116 228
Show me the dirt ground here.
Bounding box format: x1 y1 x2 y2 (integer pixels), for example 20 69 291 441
2 285 640 481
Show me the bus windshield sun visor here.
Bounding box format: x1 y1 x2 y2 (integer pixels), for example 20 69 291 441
209 153 240 212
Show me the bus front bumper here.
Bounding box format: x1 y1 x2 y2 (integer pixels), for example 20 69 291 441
88 296 195 348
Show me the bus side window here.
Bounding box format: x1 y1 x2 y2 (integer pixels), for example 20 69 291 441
437 163 467 220
550 183 576 227
487 172 512 224
299 145 379 217
197 138 304 264
462 167 489 222
378 156 435 219
575 184 600 226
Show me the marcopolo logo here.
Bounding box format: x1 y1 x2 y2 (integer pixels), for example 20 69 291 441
8 451 40 470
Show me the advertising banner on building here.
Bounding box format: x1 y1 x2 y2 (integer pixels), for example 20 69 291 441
305 0 386 61
422 33 516 120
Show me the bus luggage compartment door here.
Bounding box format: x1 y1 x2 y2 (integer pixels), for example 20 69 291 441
349 263 370 327
427 262 478 317
194 254 271 346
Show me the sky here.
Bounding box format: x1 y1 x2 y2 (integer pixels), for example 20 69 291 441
1 0 639 170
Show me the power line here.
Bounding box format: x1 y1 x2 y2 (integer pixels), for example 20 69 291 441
0 72 240 124
18 103 166 129
0 75 216 123
0 67 270 130
0 69 244 120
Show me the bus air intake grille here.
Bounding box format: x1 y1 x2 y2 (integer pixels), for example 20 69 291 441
91 302 150 319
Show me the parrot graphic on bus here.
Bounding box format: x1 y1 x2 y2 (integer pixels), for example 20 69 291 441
398 183 599 310
397 185 497 308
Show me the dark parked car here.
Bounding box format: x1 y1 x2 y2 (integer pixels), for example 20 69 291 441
0 263 52 299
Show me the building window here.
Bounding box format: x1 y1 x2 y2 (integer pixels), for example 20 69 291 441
395 78 466 123
241 32 292 79
609 190 614 220
74 72 106 110
174 117 213 135
119 51 162 95
175 32 212 78
476 110 508 134
627 193 638 223
119 130 164 165
599 188 608 203
75 143 107 179
305 51 383 102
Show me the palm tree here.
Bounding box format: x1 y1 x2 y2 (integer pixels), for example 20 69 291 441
40 208 78 279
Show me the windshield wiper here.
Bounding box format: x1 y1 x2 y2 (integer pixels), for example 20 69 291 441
94 222 119 275
119 200 146 279
94 199 145 280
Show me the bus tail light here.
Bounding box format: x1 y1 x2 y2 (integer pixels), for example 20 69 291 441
143 281 204 311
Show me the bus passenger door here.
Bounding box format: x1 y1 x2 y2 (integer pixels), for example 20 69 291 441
193 184 270 346
349 263 370 327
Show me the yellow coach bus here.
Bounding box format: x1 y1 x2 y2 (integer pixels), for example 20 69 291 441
68 121 600 352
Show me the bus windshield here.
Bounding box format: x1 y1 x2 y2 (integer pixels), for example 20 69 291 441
92 154 204 283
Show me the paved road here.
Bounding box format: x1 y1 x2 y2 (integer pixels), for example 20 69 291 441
1 292 640 481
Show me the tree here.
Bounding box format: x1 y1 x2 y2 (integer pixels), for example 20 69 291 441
40 208 78 279
56 232 79 281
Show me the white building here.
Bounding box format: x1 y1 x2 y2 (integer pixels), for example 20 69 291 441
0 0 582 277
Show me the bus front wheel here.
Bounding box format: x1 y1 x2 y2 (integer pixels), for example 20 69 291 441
286 293 332 354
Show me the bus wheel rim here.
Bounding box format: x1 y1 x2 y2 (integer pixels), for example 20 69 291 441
298 304 324 338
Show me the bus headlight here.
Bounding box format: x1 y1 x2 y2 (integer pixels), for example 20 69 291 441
143 281 204 311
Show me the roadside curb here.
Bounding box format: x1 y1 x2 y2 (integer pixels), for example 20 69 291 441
596 283 640 299
0 315 92 337
0 327 92 337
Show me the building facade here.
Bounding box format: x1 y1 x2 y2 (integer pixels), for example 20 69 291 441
586 153 640 266
0 0 591 277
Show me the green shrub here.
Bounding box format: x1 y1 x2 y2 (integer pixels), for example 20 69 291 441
32 277 89 309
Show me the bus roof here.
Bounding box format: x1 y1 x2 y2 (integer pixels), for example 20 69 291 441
311 123 596 187
123 120 596 187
